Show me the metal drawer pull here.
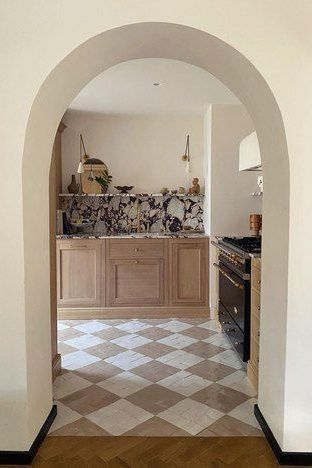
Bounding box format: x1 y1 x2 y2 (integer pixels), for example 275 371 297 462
225 328 236 333
213 263 244 290
257 280 261 284
233 306 238 314
221 321 231 325
257 305 261 311
134 248 139 252
234 341 242 346
133 260 140 264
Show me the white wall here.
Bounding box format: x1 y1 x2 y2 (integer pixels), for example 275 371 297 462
1 1 312 455
210 104 262 236
62 111 204 194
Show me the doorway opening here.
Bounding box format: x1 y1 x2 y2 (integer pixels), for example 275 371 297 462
50 57 263 436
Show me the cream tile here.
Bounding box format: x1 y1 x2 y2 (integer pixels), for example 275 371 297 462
86 399 153 435
62 351 101 371
157 320 192 333
157 350 204 370
228 398 260 428
157 333 197 350
198 320 221 332
105 350 152 371
203 333 232 349
116 321 152 333
53 372 92 399
57 322 70 331
64 334 105 350
158 371 212 396
111 334 152 350
97 371 152 397
74 321 112 333
158 398 224 435
217 370 257 397
49 402 81 433
209 349 242 370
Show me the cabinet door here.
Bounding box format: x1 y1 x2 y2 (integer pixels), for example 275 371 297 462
57 240 102 307
170 239 208 306
108 258 164 306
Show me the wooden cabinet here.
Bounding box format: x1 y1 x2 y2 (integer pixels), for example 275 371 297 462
169 239 208 306
57 239 103 307
56 236 209 316
106 238 165 307
107 258 164 306
247 257 261 393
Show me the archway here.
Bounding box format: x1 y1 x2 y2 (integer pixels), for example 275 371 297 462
22 22 289 451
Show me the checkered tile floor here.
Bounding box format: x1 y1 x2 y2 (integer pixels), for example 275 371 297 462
50 318 263 437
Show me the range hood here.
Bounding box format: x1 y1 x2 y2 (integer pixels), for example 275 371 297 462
239 131 262 171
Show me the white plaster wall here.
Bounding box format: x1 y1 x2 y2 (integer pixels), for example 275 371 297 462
0 0 311 454
62 111 204 194
210 104 262 236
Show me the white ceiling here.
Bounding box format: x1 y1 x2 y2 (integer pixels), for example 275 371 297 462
69 59 239 116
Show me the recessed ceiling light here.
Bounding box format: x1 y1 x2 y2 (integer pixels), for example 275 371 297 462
153 82 161 87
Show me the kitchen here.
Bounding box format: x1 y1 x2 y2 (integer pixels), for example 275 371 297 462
50 58 263 436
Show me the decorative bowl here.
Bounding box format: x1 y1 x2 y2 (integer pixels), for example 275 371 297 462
114 185 134 193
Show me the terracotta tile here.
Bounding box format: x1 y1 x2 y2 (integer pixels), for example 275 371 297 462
136 327 173 340
180 327 217 340
72 360 123 383
58 328 85 342
201 415 263 437
58 342 77 355
183 342 225 359
187 360 236 381
135 342 174 358
124 416 190 436
192 383 249 413
59 385 118 415
131 360 178 382
92 327 129 340
87 342 127 359
178 318 212 325
49 417 110 436
126 384 184 414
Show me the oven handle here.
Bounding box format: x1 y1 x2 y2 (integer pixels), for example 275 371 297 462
213 263 244 290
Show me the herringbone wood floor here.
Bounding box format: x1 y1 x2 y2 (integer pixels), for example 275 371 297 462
16 436 295 467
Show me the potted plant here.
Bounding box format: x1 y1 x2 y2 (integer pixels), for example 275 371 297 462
95 169 112 193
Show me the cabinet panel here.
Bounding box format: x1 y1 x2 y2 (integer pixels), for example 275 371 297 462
170 239 208 306
57 240 102 307
108 258 164 306
108 239 164 258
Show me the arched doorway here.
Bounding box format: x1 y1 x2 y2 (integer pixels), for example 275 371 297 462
22 22 289 453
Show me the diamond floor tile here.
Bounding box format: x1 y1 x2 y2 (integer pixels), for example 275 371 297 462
86 399 153 435
53 318 261 438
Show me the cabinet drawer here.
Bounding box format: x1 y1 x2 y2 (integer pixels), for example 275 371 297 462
251 265 261 292
108 239 164 258
251 289 261 318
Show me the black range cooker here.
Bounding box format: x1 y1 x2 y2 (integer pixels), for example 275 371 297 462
212 236 261 362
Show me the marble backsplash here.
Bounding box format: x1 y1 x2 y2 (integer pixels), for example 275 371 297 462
60 194 204 233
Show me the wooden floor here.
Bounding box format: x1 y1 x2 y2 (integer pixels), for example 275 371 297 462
18 436 291 467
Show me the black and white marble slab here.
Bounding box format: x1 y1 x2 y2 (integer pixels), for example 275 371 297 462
60 194 204 234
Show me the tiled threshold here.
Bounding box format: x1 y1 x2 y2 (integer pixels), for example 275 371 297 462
50 318 262 437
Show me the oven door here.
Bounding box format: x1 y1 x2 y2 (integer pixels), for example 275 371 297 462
215 261 247 332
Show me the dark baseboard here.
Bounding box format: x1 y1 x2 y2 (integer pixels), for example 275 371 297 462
0 404 57 465
254 404 312 466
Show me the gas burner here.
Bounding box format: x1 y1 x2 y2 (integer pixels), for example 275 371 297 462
222 236 261 253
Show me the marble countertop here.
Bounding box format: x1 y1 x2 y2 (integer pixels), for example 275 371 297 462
56 232 208 240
